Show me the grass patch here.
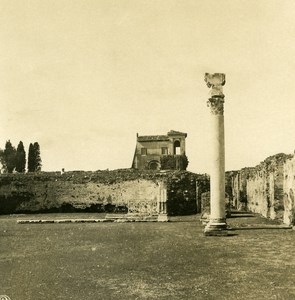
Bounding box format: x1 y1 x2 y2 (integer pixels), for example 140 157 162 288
0 213 294 299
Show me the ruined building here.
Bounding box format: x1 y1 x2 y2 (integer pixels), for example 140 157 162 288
131 130 188 170
226 152 295 225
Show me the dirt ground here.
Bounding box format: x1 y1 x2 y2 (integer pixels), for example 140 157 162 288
0 212 294 300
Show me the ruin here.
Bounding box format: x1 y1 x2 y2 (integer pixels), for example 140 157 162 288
203 73 228 236
131 130 188 171
0 169 208 219
226 152 295 226
1 74 295 226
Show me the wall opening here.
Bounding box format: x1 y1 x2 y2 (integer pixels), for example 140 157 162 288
149 160 160 170
174 140 181 155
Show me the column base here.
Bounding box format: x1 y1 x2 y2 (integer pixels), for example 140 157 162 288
204 219 228 236
158 214 169 222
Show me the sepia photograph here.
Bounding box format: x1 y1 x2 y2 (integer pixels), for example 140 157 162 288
0 1 295 299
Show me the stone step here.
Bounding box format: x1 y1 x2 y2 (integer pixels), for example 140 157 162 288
17 219 111 224
105 213 128 219
105 213 159 221
17 215 161 224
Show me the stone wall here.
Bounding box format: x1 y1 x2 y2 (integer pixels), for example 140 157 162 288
0 169 204 216
228 168 254 211
283 155 295 225
227 153 293 224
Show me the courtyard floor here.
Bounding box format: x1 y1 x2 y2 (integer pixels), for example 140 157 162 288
0 212 294 300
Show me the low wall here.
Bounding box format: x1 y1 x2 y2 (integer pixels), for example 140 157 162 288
0 169 206 216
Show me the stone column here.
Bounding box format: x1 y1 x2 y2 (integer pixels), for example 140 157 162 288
158 181 169 222
204 73 228 236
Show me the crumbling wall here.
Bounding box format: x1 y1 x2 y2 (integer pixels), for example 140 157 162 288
0 169 202 216
0 171 163 215
245 154 289 220
283 156 295 225
227 153 292 224
229 168 254 211
246 170 269 218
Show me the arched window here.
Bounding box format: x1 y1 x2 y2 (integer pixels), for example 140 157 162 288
174 140 181 155
148 160 160 170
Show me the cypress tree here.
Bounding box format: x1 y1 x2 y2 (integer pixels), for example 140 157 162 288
0 149 5 172
15 141 26 173
27 143 35 172
33 142 42 172
3 140 16 173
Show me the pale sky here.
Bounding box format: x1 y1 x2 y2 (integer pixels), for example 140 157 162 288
1 0 295 173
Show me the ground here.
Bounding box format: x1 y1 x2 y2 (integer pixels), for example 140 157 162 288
0 212 294 300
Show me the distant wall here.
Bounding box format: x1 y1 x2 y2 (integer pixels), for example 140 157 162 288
227 153 294 225
283 156 295 225
228 168 254 211
0 169 206 216
246 163 285 220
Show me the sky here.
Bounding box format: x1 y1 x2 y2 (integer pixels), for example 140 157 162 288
1 0 295 173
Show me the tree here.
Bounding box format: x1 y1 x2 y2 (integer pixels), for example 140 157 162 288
15 141 26 173
28 142 42 172
160 154 189 171
0 149 5 173
27 143 35 172
3 140 16 173
33 142 42 172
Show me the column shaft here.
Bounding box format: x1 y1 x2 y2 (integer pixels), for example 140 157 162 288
210 112 225 222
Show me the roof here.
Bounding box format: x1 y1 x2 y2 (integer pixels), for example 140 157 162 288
137 135 169 142
167 130 187 137
137 130 187 142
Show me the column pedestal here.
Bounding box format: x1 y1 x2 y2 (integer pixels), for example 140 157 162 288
158 213 169 222
204 219 228 236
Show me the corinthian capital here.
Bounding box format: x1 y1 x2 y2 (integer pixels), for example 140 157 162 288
207 97 224 115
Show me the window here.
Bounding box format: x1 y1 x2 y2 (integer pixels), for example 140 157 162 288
161 147 168 155
174 140 181 155
141 148 147 155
